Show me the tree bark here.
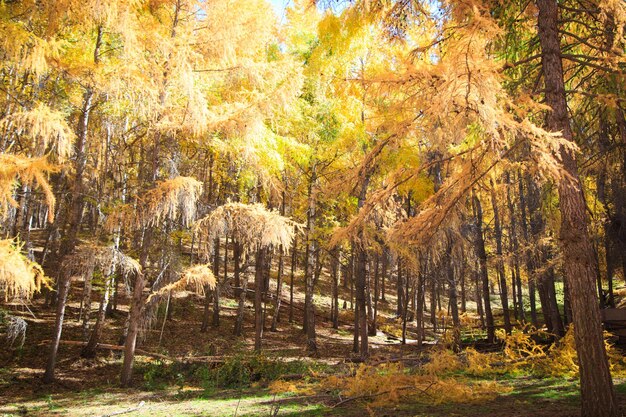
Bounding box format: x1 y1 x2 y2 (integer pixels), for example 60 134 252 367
472 194 495 343
536 1 619 414
43 28 103 383
490 184 512 334
254 248 266 351
81 275 113 358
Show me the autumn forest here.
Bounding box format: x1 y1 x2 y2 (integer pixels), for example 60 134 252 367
1 0 625 416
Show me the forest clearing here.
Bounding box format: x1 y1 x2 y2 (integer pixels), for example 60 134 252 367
0 0 625 416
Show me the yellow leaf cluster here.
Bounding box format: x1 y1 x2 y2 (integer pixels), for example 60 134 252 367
0 239 49 301
0 154 57 222
148 264 215 302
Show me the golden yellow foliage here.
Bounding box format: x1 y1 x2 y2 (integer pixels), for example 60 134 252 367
196 202 299 255
0 104 74 159
268 379 315 396
0 154 57 222
143 176 203 227
148 264 215 302
423 349 463 375
322 362 510 407
0 239 48 301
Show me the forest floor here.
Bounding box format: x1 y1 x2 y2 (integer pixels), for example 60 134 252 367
2 275 626 417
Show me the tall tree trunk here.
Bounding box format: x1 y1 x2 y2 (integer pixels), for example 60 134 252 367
234 266 249 336
354 240 368 357
233 239 241 290
381 249 387 302
415 255 426 348
474 260 485 328
446 237 460 351
491 184 512 334
331 248 340 329
81 275 113 358
213 238 221 328
536 1 619 414
430 270 437 333
289 236 296 323
518 175 539 327
303 167 318 354
372 255 379 334
42 270 71 383
271 195 286 331
271 247 284 332
254 248 265 351
473 194 495 343
120 268 146 387
397 259 405 318
43 28 103 383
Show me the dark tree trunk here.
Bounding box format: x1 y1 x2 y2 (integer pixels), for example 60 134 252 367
331 248 340 329
415 255 426 348
430 270 437 333
289 236 297 323
491 185 512 334
381 248 387 302
81 276 113 358
518 176 539 327
474 260 485 328
233 239 241 290
536 1 619 414
42 271 71 383
43 29 103 383
446 237 460 351
372 255 380 334
212 238 221 328
473 194 495 343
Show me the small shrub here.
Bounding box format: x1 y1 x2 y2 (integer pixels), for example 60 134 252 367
195 353 313 394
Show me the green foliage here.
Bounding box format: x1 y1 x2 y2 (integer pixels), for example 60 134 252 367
137 353 317 395
196 353 313 394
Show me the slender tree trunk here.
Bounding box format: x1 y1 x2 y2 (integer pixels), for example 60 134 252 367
354 240 368 357
81 275 113 358
271 195 286 331
254 248 265 351
42 271 71 383
233 239 241 290
415 256 425 348
289 236 296 323
120 268 146 387
234 267 249 336
271 246 284 332
430 271 437 333
381 249 387 302
474 260 485 328
80 265 95 339
536 1 619 414
303 168 318 354
331 248 340 329
43 29 103 383
519 176 539 327
212 238 221 328
372 255 379 334
397 259 405 318
473 194 495 343
446 238 460 351
491 185 512 334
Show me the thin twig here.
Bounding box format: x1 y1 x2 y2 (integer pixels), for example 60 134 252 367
97 401 145 417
